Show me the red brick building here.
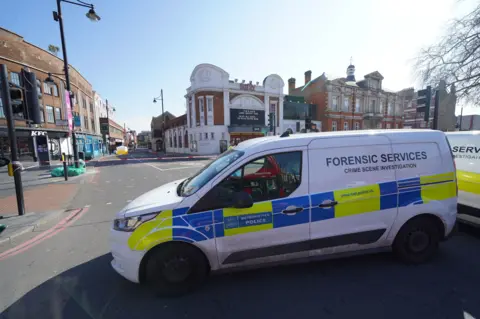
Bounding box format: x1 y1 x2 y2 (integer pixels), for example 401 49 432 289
288 64 404 131
0 27 102 161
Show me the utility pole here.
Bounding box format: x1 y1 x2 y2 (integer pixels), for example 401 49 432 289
0 64 25 216
160 89 165 154
55 0 80 168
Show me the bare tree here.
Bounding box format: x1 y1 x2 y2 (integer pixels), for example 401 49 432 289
415 3 480 105
48 44 60 56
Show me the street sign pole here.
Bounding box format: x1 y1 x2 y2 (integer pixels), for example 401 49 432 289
0 64 25 216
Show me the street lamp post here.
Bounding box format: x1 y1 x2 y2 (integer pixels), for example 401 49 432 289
153 89 166 154
53 0 100 168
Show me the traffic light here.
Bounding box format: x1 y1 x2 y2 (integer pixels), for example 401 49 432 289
305 117 312 131
268 113 274 132
22 70 42 124
9 86 24 115
417 86 432 123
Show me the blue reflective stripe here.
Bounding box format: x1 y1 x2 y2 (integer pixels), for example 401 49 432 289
183 211 212 228
272 196 310 228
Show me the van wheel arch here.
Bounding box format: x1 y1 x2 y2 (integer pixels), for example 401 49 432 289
400 213 446 240
138 241 211 284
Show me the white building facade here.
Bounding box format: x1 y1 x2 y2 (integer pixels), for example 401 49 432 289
185 63 285 155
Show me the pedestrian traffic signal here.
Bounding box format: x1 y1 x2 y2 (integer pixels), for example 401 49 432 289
22 70 42 124
9 86 24 115
305 117 312 131
268 113 274 132
417 86 432 123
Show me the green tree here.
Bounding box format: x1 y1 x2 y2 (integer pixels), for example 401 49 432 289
48 44 60 56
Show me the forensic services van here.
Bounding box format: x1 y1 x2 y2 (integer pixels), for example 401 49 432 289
445 131 480 212
110 129 457 296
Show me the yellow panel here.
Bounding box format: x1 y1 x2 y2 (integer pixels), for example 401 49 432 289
224 223 273 236
334 184 380 218
420 172 455 185
223 202 273 217
127 210 173 250
421 182 457 203
457 170 480 195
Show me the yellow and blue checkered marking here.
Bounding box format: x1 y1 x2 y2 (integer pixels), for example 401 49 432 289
127 173 456 251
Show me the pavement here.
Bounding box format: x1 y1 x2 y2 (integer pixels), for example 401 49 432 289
0 149 479 319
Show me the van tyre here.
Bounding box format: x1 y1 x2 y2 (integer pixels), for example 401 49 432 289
393 216 441 264
145 243 209 297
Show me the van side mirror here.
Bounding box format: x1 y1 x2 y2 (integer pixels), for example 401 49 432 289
232 191 253 209
0 157 10 168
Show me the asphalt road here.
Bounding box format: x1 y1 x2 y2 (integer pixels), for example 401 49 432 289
1 149 480 319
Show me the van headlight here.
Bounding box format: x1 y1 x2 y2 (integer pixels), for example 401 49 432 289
113 212 159 232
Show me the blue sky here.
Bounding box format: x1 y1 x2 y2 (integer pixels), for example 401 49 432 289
2 0 478 131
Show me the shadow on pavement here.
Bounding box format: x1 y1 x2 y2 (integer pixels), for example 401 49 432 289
2 235 480 319
92 156 213 168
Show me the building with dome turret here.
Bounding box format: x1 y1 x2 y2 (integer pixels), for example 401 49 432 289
288 61 404 131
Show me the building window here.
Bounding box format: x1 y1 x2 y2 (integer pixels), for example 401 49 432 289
178 134 182 148
44 82 52 95
36 80 42 96
174 132 177 148
204 132 208 140
46 106 55 123
198 97 205 126
199 133 202 141
388 102 394 115
221 132 225 140
39 106 45 123
354 122 360 130
343 97 349 112
83 97 87 109
90 103 94 113
386 123 391 129
84 116 89 129
377 122 382 129
332 96 338 110
355 98 360 112
10 72 21 86
370 100 376 113
91 119 95 131
54 108 62 122
184 133 188 148
379 101 383 114
344 122 348 131
52 84 59 97
211 132 214 140
206 96 214 126
332 121 337 131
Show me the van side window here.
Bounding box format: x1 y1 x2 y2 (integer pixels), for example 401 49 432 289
189 151 302 213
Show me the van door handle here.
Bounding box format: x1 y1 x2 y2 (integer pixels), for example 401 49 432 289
282 207 304 214
318 201 338 208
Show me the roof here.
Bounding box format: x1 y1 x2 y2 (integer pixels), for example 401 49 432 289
235 129 447 155
301 73 327 92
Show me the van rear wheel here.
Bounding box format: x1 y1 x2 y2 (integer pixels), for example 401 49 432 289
393 216 441 264
145 243 209 297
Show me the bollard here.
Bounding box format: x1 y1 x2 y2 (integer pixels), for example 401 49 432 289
62 153 68 181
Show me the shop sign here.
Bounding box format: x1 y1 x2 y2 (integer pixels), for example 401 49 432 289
253 127 261 132
31 130 47 137
74 115 81 126
230 109 265 126
56 119 68 126
240 83 256 91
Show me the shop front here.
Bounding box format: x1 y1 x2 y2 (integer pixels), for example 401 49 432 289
0 127 69 165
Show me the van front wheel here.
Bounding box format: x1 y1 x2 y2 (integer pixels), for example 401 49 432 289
393 216 441 264
145 243 209 297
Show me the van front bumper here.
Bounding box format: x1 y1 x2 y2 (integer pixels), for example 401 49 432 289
110 229 144 283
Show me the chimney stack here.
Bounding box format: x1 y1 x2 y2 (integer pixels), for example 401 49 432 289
288 78 296 94
305 70 312 85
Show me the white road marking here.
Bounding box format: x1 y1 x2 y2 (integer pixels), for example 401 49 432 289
127 200 132 202
106 202 112 205
106 181 110 183
85 205 91 208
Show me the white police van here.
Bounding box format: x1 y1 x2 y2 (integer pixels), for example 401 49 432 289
445 131 480 223
110 129 458 296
